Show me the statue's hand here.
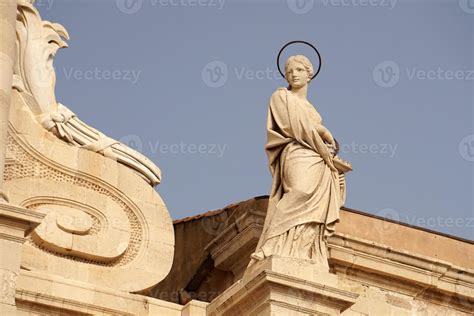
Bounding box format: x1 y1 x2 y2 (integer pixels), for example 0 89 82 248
323 130 336 149
326 142 337 157
314 124 338 171
315 138 338 172
322 151 338 172
316 124 336 148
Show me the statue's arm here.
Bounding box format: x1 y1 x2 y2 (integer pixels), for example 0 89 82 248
269 89 337 171
314 124 334 144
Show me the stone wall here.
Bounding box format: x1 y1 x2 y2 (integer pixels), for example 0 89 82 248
154 196 473 315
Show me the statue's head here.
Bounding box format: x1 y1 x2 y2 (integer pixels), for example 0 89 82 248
285 55 314 89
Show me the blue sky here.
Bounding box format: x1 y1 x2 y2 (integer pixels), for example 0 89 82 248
37 0 473 240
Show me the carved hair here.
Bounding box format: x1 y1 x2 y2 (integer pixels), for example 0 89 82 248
285 55 314 81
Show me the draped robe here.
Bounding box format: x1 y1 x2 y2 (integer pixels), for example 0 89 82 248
252 87 343 265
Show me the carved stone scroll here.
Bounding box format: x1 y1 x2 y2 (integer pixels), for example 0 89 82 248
4 2 175 292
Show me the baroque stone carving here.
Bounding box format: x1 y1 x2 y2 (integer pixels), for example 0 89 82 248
4 1 174 292
251 55 351 269
13 1 160 186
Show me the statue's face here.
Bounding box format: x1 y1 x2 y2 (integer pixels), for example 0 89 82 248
286 61 310 89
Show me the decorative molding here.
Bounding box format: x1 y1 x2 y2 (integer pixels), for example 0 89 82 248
328 233 474 313
0 232 25 244
0 202 44 225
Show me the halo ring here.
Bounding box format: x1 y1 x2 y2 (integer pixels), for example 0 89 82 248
277 40 322 80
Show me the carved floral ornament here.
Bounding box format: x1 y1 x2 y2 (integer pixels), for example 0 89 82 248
4 1 174 292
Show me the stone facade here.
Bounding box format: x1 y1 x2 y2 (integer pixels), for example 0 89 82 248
0 1 472 315
2 194 473 315
152 197 474 315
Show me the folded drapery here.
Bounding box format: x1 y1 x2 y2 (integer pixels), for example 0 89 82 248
252 87 345 262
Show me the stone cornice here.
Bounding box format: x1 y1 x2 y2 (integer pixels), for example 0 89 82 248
328 233 474 312
0 203 44 227
203 206 473 312
15 270 206 315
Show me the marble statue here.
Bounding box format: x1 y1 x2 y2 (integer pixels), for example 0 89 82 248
250 55 351 269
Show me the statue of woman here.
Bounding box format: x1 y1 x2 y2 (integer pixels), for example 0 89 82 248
250 55 347 269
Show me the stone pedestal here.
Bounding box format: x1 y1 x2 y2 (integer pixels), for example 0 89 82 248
207 255 359 315
0 203 44 313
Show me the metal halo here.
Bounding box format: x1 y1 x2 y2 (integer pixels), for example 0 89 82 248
277 40 322 80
